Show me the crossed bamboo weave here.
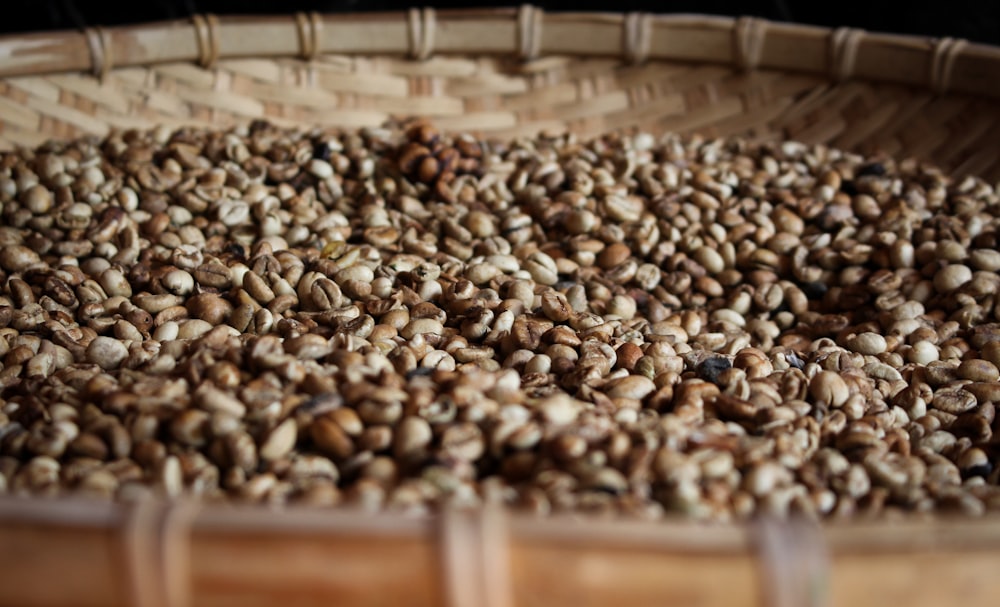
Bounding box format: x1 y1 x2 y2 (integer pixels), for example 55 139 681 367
0 7 997 180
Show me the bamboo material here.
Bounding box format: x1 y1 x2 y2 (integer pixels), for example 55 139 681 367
0 7 997 179
1 497 999 607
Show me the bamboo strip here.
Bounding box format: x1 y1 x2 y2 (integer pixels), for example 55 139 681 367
2 498 1000 607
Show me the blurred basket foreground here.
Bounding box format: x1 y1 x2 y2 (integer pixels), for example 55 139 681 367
3 497 1000 607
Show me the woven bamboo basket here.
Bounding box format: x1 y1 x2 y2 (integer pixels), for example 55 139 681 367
2 5 1000 607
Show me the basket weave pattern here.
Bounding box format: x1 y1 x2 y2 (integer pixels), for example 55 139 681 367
0 7 997 180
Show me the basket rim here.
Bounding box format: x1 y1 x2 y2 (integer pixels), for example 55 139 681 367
4 494 1000 550
5 495 1000 607
0 6 996 98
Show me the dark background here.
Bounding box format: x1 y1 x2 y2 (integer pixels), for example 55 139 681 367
6 1 1000 45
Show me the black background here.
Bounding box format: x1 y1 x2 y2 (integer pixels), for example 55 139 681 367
6 2 1000 45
